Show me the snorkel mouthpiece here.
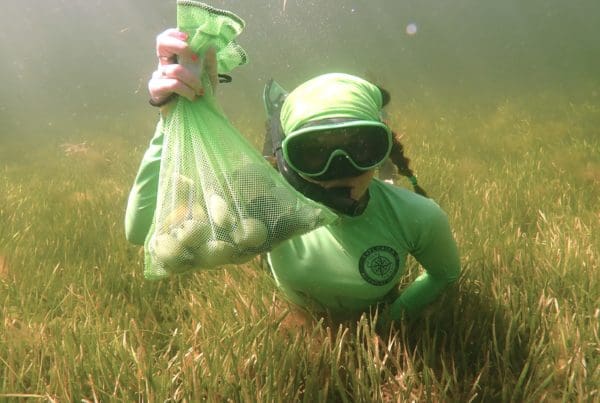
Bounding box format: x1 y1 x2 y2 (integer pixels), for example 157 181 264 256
274 146 369 216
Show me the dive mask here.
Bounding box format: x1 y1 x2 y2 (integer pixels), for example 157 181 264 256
282 121 392 180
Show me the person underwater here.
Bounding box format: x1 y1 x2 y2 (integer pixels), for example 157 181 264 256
125 28 461 322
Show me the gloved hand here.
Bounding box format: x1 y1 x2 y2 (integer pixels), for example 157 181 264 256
148 28 207 108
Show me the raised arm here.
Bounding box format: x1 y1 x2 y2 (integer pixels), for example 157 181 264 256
124 29 205 244
124 121 164 245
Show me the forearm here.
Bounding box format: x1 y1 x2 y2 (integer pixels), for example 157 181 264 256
124 120 164 245
390 269 458 318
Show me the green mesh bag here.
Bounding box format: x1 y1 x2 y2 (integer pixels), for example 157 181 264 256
143 1 338 279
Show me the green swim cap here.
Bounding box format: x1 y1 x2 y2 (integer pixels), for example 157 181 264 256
280 73 389 139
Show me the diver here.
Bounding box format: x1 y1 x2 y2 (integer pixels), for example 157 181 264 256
125 28 461 324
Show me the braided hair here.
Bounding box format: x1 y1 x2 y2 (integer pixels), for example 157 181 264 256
378 86 428 198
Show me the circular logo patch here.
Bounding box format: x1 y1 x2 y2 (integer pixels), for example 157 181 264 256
359 246 400 286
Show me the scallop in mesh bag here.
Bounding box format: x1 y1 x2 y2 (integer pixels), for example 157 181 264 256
144 1 337 279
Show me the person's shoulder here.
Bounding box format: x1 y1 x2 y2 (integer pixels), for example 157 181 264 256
371 180 454 250
372 179 440 208
371 179 448 223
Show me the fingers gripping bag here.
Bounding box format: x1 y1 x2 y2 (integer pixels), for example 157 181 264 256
144 1 338 279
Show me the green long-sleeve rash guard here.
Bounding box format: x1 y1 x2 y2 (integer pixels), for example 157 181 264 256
124 121 461 318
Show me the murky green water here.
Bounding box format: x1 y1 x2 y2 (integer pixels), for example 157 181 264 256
1 0 598 143
0 3 598 399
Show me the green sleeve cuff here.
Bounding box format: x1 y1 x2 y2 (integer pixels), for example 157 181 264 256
395 272 452 318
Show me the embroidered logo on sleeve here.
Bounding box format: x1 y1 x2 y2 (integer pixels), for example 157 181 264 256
358 245 400 286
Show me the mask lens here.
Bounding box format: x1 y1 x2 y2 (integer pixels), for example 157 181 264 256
338 126 390 167
285 125 390 176
285 133 334 174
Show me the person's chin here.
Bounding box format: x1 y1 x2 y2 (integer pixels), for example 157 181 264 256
320 178 358 189
302 171 374 199
324 185 354 198
321 181 364 201
317 173 369 189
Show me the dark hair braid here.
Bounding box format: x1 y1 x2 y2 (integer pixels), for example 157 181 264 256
388 131 428 197
376 85 428 197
